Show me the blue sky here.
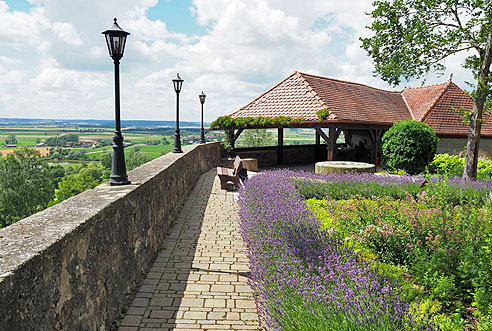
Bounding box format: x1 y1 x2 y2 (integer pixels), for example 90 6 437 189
0 0 475 121
4 0 33 11
146 0 206 35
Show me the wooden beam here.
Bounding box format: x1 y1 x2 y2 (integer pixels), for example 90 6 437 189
234 128 244 142
277 128 284 165
315 129 321 162
335 128 342 141
369 129 376 143
315 128 330 144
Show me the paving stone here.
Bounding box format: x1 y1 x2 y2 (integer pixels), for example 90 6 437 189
204 298 227 308
149 297 173 306
236 300 257 309
120 315 142 327
183 311 208 319
149 310 175 319
179 298 205 307
126 307 146 315
117 170 259 330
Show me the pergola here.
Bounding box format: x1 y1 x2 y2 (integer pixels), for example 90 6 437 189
211 71 492 165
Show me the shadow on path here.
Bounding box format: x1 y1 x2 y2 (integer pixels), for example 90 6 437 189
118 169 260 331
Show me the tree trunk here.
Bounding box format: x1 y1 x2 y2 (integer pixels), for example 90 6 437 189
463 22 492 180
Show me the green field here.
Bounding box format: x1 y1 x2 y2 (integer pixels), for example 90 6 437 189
138 144 174 156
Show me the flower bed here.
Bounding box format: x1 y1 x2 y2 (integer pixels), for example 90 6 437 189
238 170 439 330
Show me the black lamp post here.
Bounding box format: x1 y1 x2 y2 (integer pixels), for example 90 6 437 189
199 91 206 144
102 18 131 185
172 73 184 153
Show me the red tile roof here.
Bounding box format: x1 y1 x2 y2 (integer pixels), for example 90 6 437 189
228 71 492 136
301 73 411 124
401 82 449 121
230 72 329 121
422 82 492 136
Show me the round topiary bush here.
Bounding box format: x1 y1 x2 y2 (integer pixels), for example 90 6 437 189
381 120 438 174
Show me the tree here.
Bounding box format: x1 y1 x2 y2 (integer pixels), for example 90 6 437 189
126 150 153 171
5 135 17 145
52 163 107 204
101 152 112 169
162 136 170 145
0 149 54 227
381 120 439 174
361 0 492 179
242 129 274 147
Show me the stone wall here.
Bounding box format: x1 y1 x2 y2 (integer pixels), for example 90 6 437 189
0 142 221 331
437 136 492 158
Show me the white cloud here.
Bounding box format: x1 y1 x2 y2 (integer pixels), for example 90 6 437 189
52 21 83 46
0 0 481 121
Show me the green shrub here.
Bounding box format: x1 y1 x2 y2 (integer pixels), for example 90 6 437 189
382 120 438 174
430 153 492 180
429 154 464 176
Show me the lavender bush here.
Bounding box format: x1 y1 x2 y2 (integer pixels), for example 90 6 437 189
292 171 492 206
238 170 438 330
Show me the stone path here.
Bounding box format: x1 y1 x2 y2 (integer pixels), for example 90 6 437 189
119 169 261 331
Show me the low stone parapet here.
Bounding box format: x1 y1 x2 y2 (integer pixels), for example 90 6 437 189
0 142 221 331
315 161 376 175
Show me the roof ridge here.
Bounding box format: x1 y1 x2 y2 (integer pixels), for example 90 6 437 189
420 81 451 122
295 72 333 118
400 93 416 120
402 81 449 91
229 72 298 118
297 71 401 94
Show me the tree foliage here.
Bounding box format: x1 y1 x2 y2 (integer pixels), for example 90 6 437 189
241 129 274 147
52 163 107 205
5 135 17 145
361 0 491 86
361 0 492 179
125 150 153 171
211 115 305 130
45 134 79 147
0 149 54 227
101 152 112 169
381 120 439 174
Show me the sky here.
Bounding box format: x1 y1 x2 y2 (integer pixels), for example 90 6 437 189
0 0 476 122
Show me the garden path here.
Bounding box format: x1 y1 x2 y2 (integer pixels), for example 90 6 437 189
118 169 260 331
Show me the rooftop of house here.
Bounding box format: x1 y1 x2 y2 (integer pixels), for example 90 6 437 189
228 71 492 136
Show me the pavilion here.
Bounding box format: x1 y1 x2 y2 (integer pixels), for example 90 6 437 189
212 71 492 166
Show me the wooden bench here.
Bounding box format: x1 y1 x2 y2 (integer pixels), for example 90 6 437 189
217 156 245 190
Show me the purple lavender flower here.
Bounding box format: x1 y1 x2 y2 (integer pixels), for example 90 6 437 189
238 170 440 330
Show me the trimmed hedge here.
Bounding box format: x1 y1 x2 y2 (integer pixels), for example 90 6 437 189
382 120 438 174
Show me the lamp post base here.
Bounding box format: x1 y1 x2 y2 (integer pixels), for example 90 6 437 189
173 129 183 153
200 128 206 144
109 133 131 185
108 176 131 186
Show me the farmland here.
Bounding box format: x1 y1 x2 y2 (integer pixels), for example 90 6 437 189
0 118 224 164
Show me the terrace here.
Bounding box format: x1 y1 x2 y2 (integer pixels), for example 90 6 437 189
1 138 492 330
0 142 262 330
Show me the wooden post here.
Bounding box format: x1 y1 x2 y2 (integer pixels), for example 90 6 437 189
327 127 336 161
315 129 321 161
277 127 284 164
369 129 383 165
230 128 244 150
369 129 376 164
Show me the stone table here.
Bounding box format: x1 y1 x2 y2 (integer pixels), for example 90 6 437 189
315 161 376 175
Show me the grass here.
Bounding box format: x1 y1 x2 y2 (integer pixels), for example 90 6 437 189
138 144 173 156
